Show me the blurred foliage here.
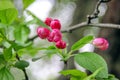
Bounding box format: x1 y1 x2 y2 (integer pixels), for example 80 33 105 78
0 67 14 80
22 0 35 9
0 0 18 24
0 0 42 79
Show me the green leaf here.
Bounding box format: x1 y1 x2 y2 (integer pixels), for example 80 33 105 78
0 0 14 10
11 41 32 51
60 69 87 80
104 74 119 80
14 60 29 70
107 74 119 80
0 0 18 24
74 52 108 78
0 33 3 43
44 46 58 58
0 67 14 80
17 46 38 56
0 9 18 24
0 54 6 65
71 35 94 51
3 47 12 61
23 0 35 9
96 74 119 80
26 10 48 27
83 67 103 80
0 25 6 38
70 77 79 80
14 25 30 44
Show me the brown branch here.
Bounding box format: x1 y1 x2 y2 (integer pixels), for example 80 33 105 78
61 22 120 33
87 0 111 24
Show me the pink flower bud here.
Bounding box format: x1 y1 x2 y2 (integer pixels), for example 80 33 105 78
37 27 50 39
92 38 109 50
50 19 61 30
47 29 62 42
44 18 53 26
56 40 66 49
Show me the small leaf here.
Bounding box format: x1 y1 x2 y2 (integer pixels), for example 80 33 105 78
14 60 29 69
23 0 35 9
71 35 94 51
0 1 18 24
3 46 12 61
0 67 14 80
60 69 87 80
14 25 30 44
74 52 108 78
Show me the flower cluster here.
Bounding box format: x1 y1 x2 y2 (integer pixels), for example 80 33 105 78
92 38 109 50
37 18 66 49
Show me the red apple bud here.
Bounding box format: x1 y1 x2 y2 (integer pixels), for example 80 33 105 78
37 27 50 39
50 19 61 30
92 38 109 50
44 17 53 26
56 40 66 49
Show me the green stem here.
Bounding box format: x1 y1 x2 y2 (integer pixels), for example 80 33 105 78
68 50 73 55
32 55 46 62
16 54 29 80
22 69 29 80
